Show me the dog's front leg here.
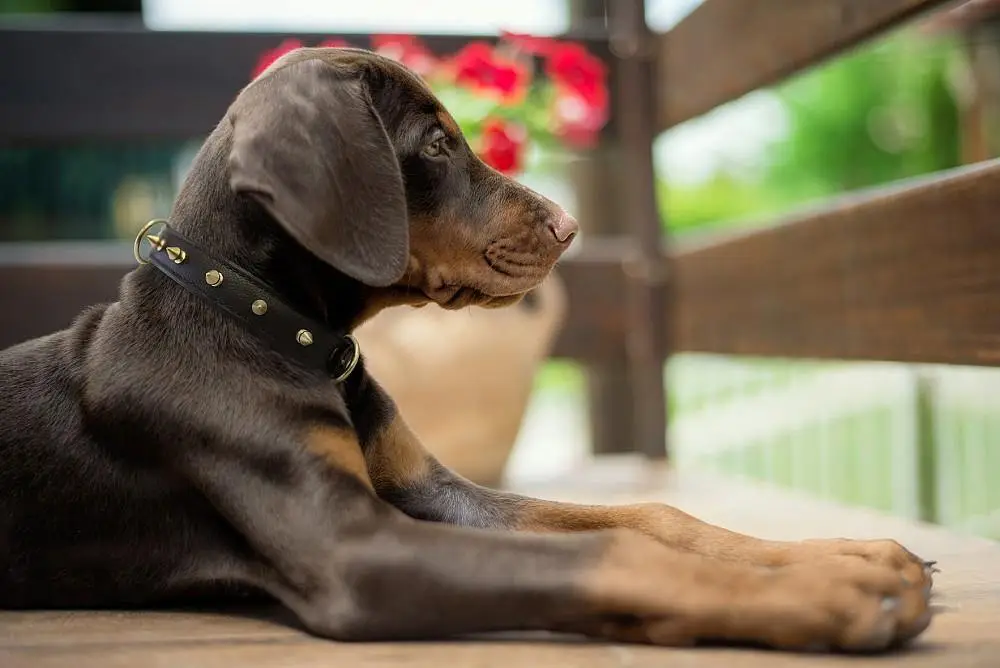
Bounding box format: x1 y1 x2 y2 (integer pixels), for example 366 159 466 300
182 423 931 651
348 370 935 597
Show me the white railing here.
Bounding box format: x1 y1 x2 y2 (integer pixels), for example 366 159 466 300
667 355 1000 539
510 356 1000 541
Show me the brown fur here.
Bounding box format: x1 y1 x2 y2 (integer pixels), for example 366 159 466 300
363 415 432 492
306 426 374 492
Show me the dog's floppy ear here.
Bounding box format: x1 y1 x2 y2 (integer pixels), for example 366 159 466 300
228 57 408 287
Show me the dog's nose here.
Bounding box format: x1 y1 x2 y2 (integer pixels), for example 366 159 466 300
547 211 579 243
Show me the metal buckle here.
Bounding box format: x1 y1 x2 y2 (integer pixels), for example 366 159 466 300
328 334 361 383
132 219 169 265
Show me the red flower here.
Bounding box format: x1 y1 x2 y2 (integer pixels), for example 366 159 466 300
371 34 437 78
478 118 527 175
450 42 530 104
545 42 608 111
550 89 608 148
499 30 556 56
543 42 609 148
251 38 304 79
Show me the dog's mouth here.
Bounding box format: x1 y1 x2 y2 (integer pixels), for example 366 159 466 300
423 279 535 311
484 246 554 283
424 285 508 310
484 253 555 294
417 253 554 310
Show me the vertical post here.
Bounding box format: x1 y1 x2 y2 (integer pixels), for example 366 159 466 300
570 0 637 455
608 0 669 459
914 369 939 524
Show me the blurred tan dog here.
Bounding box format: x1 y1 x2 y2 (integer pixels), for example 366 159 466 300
355 272 567 487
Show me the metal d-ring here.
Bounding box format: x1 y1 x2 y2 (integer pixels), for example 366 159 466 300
330 334 361 383
132 219 169 265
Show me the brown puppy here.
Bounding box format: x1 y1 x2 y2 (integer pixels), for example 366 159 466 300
0 47 934 652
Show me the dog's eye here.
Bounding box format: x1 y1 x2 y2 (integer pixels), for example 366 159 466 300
422 136 447 159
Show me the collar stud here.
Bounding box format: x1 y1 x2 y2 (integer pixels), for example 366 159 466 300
296 329 314 346
205 270 224 287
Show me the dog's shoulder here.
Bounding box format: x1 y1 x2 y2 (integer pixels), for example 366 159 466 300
0 302 111 449
1 302 110 389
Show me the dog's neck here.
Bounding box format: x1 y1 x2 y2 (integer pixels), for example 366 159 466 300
162 140 371 334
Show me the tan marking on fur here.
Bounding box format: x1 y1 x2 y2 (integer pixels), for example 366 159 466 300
574 530 751 645
513 500 777 564
305 426 374 491
513 499 934 587
363 413 433 492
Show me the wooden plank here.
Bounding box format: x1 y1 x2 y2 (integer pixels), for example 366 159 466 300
0 241 630 363
2 463 1000 666
0 608 298 648
673 159 1000 366
656 0 956 131
0 20 612 145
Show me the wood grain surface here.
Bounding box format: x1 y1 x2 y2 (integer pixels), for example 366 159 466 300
673 159 1000 366
2 460 998 667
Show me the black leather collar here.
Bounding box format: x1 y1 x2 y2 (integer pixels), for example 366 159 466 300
134 219 360 382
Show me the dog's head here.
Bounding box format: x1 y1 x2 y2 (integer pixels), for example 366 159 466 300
226 47 578 312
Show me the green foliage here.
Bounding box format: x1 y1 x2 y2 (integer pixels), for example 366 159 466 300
660 30 964 235
763 32 961 200
658 174 785 235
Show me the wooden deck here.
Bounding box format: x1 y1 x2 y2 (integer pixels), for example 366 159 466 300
2 458 999 667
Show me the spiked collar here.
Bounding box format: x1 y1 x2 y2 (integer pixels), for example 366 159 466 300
133 219 360 382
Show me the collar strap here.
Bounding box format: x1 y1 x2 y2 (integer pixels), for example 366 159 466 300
134 219 360 382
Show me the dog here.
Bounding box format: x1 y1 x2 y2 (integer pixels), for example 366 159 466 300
0 46 935 652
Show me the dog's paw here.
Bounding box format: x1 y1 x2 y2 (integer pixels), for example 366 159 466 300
792 538 936 596
708 558 933 652
762 557 934 651
570 549 935 652
577 531 936 653
569 556 934 652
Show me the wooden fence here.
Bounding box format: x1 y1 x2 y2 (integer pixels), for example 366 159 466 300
2 0 999 460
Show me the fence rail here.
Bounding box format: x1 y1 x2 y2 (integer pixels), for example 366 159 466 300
673 159 1000 366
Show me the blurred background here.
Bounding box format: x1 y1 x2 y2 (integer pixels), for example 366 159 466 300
2 1 999 540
